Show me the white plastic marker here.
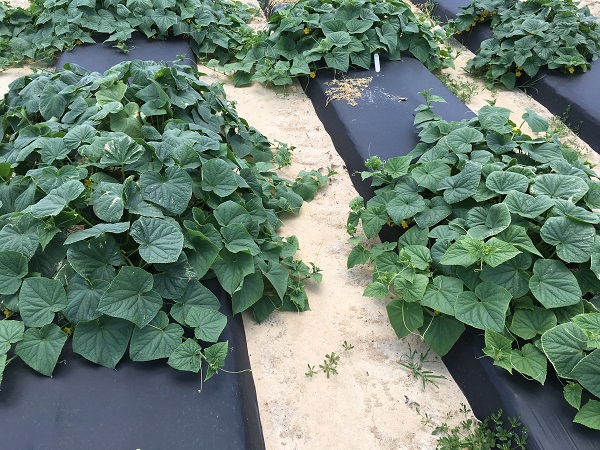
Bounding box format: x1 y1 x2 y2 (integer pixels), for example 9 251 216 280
374 53 380 72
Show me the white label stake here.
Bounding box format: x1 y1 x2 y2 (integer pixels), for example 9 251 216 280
374 53 380 73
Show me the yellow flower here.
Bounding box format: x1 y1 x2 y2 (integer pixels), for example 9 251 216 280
62 326 73 336
83 178 93 188
516 70 522 77
75 39 83 45
568 66 575 74
466 27 471 32
3 308 10 318
304 27 310 35
513 126 520 132
310 71 316 78
456 30 461 35
401 220 409 229
186 18 191 24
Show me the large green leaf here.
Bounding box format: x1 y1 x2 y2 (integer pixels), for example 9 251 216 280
571 349 600 398
420 275 463 316
386 194 425 224
485 170 529 194
540 217 595 263
40 83 68 120
541 322 587 377
564 382 583 410
170 279 220 326
98 266 162 328
201 158 237 198
15 324 67 377
393 274 429 303
482 329 513 372
63 222 130 245
153 254 195 300
503 191 554 218
31 180 85 218
129 311 184 362
67 234 123 281
212 249 255 295
467 203 511 239
445 127 484 153
360 205 388 238
140 166 193 215
90 182 124 223
510 306 557 340
63 275 107 324
221 223 261 255
419 315 465 356
496 225 542 257
19 277 68 328
0 320 24 353
73 315 134 369
440 236 484 267
203 340 228 380
481 252 531 298
482 237 521 268
130 217 184 264
0 250 28 295
387 299 423 338
185 306 227 343
232 271 264 314
411 161 451 191
530 174 589 202
574 400 600 430
167 339 202 373
99 134 144 166
437 161 481 204
414 196 451 228
454 281 512 332
552 198 600 224
510 343 547 384
529 259 582 308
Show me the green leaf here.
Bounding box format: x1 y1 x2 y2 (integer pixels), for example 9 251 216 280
393 274 429 303
110 102 143 138
327 31 351 47
454 282 512 332
185 306 227 343
383 156 411 178
153 254 195 300
19 277 68 328
467 203 511 239
0 250 28 295
15 324 67 377
440 236 484 267
386 299 423 338
40 83 68 120
531 174 589 202
398 226 429 247
99 135 144 166
414 197 452 228
212 249 254 295
129 311 184 361
483 329 513 372
63 222 130 245
572 313 600 346
478 105 511 133
204 340 228 380
485 170 529 194
404 245 432 270
510 343 547 384
481 252 531 297
73 316 134 369
232 272 264 314
571 349 600 398
421 275 463 316
67 234 123 281
363 281 389 299
96 81 127 106
419 315 465 356
140 166 193 215
564 382 583 410
131 217 184 264
0 320 24 352
412 160 452 192
540 217 595 263
496 225 542 257
90 182 124 223
98 266 162 328
31 180 85 218
438 161 481 204
170 279 221 325
201 158 237 198
63 275 107 324
522 108 548 133
167 339 202 373
574 400 600 430
386 194 425 224
529 259 582 308
445 127 484 153
541 322 587 377
361 205 388 239
552 198 600 224
482 237 521 268
221 223 261 255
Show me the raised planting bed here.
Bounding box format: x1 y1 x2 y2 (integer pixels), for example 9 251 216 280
411 0 600 154
301 56 600 448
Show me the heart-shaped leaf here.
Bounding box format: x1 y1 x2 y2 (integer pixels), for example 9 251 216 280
455 281 512 332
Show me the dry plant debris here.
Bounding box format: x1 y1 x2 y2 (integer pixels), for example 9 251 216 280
325 76 373 106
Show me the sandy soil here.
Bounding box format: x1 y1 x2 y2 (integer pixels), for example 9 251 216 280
0 1 597 449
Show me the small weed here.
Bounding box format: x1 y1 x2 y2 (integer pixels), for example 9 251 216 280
429 404 528 450
343 340 354 351
437 73 479 103
305 364 317 378
398 344 446 390
274 140 294 168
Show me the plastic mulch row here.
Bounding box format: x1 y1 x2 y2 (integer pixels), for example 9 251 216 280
0 35 265 450
411 0 600 153
299 54 600 449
